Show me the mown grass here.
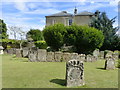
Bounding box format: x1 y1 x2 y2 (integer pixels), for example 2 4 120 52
1 54 118 88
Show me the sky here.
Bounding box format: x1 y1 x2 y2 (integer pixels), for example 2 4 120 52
1 0 120 39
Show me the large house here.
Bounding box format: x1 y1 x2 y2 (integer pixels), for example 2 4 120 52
45 8 97 26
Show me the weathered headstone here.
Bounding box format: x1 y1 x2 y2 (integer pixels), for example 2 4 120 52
54 52 63 62
105 51 113 58
7 48 14 54
105 55 115 70
15 49 22 57
46 52 54 62
113 50 119 60
99 51 104 59
37 49 47 62
66 59 85 87
78 54 86 62
86 54 92 62
62 52 71 62
28 48 37 62
93 49 99 60
70 53 78 60
22 47 29 58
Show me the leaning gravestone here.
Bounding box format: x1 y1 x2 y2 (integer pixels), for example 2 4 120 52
22 47 29 58
46 52 54 62
54 52 63 62
105 54 115 70
28 48 37 62
15 49 22 57
66 59 85 87
62 52 71 62
37 49 47 62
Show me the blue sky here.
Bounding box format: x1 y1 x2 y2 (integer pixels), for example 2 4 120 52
1 0 120 39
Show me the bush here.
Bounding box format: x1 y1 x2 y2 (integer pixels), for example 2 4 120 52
43 24 66 51
35 40 47 49
64 25 104 54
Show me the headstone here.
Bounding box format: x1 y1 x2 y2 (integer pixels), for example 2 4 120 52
28 48 37 62
15 49 22 57
113 50 119 60
46 52 54 62
62 52 71 62
37 49 47 62
70 53 78 59
7 48 14 54
105 55 115 70
99 51 104 59
22 47 29 57
66 59 85 87
86 54 92 62
78 54 86 62
54 52 63 62
105 51 113 58
93 49 99 60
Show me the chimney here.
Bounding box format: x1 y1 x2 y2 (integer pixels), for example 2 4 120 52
74 7 77 14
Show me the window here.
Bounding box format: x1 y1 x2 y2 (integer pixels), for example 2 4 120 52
69 19 72 25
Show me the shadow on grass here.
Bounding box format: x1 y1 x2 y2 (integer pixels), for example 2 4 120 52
50 79 66 86
96 67 106 70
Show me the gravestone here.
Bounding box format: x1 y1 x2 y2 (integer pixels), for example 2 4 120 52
15 49 22 57
66 59 85 87
70 53 78 60
93 49 99 60
54 52 63 62
99 51 104 59
105 55 115 70
46 52 54 62
62 52 71 62
113 51 119 60
28 48 37 62
37 49 47 62
86 55 92 62
78 54 86 61
22 47 29 57
105 51 113 58
7 48 14 54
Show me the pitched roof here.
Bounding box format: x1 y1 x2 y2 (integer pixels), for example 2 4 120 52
46 11 73 17
75 11 94 16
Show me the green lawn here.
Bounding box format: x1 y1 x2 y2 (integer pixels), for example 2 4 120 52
1 54 118 88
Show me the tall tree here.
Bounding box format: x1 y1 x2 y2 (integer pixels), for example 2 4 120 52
90 10 119 50
0 19 8 39
27 29 44 41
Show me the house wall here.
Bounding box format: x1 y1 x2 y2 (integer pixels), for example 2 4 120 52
46 16 72 26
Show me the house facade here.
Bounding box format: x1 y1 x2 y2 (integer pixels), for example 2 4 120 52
45 8 96 26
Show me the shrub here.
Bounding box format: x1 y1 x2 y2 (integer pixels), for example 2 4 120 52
64 25 104 54
34 40 47 49
43 24 66 51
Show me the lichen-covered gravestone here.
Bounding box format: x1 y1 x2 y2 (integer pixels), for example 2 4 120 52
54 52 63 62
105 55 115 70
70 53 78 60
99 51 104 59
62 52 71 62
78 54 86 62
37 49 47 62
16 49 22 57
66 59 85 87
22 47 29 58
113 50 119 60
46 52 54 62
28 48 38 62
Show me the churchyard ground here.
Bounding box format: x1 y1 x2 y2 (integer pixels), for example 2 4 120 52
1 54 118 88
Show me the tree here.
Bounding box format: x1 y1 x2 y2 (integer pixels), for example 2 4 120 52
64 24 104 54
0 19 8 39
27 29 44 41
90 10 119 50
43 24 66 51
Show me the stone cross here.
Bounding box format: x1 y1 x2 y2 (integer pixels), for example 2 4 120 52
66 59 85 87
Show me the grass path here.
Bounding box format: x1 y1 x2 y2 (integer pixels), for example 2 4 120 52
1 54 118 88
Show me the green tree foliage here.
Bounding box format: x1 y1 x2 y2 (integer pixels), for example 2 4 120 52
34 40 47 49
90 10 119 50
43 24 66 51
0 19 8 39
64 24 104 54
27 29 44 41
